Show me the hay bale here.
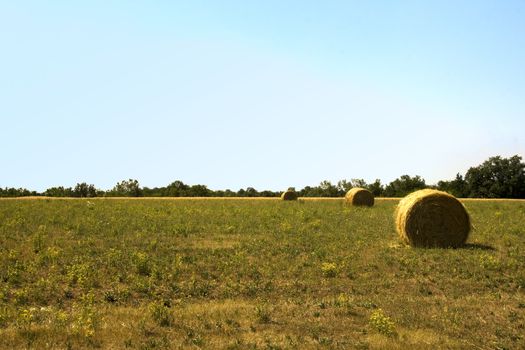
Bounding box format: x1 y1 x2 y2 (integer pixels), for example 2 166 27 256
345 187 374 206
395 189 470 248
281 190 298 201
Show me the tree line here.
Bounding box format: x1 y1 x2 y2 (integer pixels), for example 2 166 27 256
1 155 524 198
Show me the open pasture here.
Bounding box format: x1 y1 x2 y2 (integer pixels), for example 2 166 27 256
0 198 524 349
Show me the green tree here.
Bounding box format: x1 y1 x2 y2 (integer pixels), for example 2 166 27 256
163 181 189 197
298 186 314 197
223 189 236 197
464 155 525 198
0 187 35 197
142 186 163 197
44 186 73 197
319 181 339 197
188 184 211 197
73 183 97 197
366 179 384 197
383 175 426 197
111 179 143 197
351 179 367 188
336 180 353 195
437 173 468 197
245 187 258 197
260 190 279 197
336 179 372 196
299 182 340 197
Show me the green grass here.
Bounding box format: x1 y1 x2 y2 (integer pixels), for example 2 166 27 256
0 198 524 349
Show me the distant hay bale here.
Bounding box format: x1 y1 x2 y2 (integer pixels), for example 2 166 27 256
345 188 374 206
281 190 298 201
395 189 470 248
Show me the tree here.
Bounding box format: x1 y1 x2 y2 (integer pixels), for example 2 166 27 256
298 186 314 197
142 187 163 197
245 187 258 197
318 181 339 197
0 187 35 197
437 173 468 197
73 183 97 197
366 179 384 197
464 155 525 198
260 190 279 197
351 178 367 188
44 186 73 197
336 180 353 195
188 184 211 197
223 189 236 197
111 179 143 197
383 175 426 197
336 179 373 196
163 181 189 197
299 181 343 197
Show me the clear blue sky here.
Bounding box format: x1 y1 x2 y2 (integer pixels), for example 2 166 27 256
1 1 524 191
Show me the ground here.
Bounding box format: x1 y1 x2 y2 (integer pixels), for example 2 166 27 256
0 198 524 349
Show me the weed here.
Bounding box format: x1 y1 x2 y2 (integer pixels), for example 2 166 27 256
149 301 174 327
16 308 34 330
67 261 91 287
54 310 69 329
479 253 501 270
133 252 153 276
11 287 27 305
32 225 47 253
334 293 354 308
72 291 98 338
321 262 338 277
0 307 9 328
255 305 272 324
369 309 396 337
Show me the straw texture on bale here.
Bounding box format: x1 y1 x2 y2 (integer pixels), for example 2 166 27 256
395 189 470 248
281 190 298 201
345 187 374 206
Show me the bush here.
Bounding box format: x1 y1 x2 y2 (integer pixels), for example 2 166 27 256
369 309 396 337
149 301 174 327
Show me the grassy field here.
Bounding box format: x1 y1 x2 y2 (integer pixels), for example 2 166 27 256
0 198 524 349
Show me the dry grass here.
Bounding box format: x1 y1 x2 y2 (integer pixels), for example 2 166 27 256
0 198 524 349
3 196 524 201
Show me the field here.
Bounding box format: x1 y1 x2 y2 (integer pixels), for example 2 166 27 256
0 198 524 349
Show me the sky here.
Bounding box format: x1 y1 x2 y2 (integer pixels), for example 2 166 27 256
1 1 524 192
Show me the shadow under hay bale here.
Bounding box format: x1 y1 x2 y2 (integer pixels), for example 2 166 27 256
345 187 374 207
395 189 471 248
281 190 298 201
462 243 495 251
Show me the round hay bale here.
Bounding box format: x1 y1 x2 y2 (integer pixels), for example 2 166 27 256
345 187 374 206
281 190 298 201
395 189 470 248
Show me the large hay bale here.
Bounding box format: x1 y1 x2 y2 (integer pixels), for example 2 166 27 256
281 190 298 201
395 189 470 248
345 187 374 206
